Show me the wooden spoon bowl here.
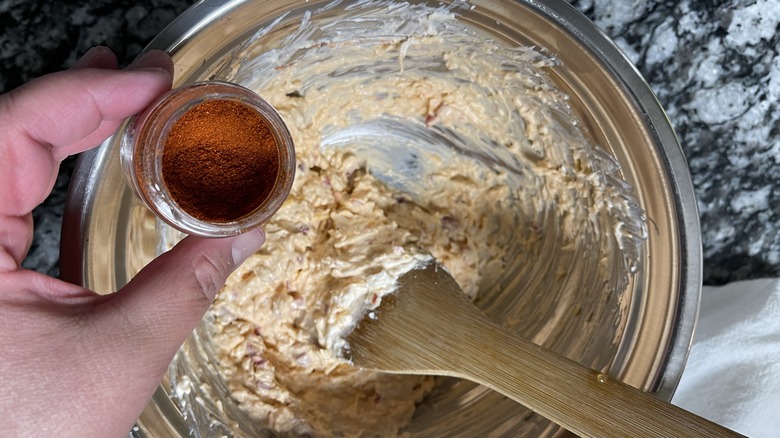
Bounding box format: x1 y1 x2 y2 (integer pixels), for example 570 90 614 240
346 261 742 438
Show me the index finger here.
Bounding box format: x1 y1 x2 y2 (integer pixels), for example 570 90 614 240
0 51 173 218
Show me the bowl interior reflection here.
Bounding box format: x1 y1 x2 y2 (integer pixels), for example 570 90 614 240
61 1 700 437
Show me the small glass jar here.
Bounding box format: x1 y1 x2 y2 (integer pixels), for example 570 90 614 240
120 81 295 237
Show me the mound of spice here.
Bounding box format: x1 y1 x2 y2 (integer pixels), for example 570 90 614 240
161 99 280 223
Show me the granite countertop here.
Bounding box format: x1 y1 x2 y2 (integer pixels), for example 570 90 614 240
2 0 778 285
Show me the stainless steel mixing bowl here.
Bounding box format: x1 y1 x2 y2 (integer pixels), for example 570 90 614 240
61 0 702 436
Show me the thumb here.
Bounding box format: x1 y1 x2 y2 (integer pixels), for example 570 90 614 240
108 229 265 366
92 229 264 407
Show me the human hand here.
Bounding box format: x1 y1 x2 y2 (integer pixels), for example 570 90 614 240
0 47 265 437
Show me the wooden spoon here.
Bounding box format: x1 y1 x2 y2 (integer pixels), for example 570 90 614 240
346 261 743 438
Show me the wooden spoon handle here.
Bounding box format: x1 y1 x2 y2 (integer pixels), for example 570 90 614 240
454 317 743 438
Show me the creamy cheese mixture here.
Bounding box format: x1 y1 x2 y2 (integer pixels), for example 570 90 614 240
169 2 646 437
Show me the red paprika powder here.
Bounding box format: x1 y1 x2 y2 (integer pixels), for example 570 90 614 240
162 100 280 223
120 81 295 237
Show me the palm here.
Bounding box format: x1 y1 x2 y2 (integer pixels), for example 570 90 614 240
0 48 265 437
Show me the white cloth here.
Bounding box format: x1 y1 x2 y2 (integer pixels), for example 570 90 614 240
672 279 780 438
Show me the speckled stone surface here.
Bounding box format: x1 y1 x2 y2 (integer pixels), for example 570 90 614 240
567 0 780 284
2 0 779 284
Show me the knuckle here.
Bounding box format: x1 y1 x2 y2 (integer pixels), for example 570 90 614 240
189 252 229 303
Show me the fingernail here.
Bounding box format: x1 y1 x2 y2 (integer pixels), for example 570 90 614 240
126 50 174 76
231 228 266 266
72 46 112 69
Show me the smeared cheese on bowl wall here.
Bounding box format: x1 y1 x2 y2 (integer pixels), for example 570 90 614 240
167 2 646 436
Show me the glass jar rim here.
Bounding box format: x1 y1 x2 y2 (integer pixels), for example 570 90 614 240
120 80 296 237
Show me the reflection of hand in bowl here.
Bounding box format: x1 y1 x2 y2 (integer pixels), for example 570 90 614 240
170 2 647 436
62 0 701 437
